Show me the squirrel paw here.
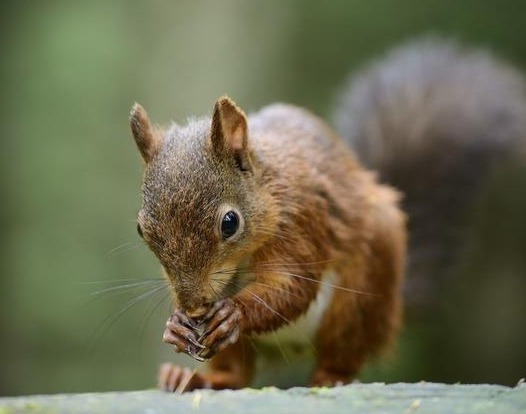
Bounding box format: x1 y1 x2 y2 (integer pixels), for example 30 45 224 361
195 298 242 360
163 310 207 361
158 363 208 392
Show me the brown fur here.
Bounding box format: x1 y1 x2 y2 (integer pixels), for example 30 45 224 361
131 38 526 391
131 96 406 390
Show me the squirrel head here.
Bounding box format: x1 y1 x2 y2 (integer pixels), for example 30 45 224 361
130 97 276 314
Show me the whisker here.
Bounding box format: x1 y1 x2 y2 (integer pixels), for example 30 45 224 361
213 259 336 277
210 278 238 300
212 276 308 302
256 259 336 268
210 269 237 277
80 277 165 285
242 288 317 355
79 278 166 311
209 279 316 363
87 284 168 350
208 281 222 299
89 280 166 297
272 270 378 297
254 224 300 240
107 241 142 257
140 235 164 254
272 330 291 364
138 287 172 349
249 280 305 300
209 272 308 304
213 261 373 297
105 284 167 323
237 286 295 325
254 228 297 244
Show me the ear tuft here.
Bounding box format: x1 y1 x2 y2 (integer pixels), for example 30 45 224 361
130 103 162 163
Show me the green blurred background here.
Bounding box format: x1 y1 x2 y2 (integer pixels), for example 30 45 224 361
1 0 526 396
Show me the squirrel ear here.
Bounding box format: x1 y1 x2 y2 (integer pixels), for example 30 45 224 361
211 96 252 171
130 103 162 163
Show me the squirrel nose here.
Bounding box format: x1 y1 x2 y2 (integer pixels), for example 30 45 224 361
176 288 209 315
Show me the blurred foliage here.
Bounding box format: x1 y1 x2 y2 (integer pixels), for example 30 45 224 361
1 0 526 396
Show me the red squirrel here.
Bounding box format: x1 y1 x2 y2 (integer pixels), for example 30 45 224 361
129 38 526 391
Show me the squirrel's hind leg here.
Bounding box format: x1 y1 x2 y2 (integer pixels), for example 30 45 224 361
309 275 369 387
310 267 401 386
159 336 255 392
310 202 405 386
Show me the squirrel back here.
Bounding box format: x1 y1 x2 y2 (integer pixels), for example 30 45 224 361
334 38 526 308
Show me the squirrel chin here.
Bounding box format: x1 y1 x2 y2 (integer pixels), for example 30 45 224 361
185 306 209 319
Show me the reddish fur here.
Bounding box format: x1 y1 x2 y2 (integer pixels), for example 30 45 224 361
132 39 526 392
132 97 406 391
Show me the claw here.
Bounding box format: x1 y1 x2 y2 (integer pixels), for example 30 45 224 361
171 312 198 329
187 347 207 362
196 300 224 325
187 334 206 350
197 329 211 343
181 319 198 330
198 348 213 360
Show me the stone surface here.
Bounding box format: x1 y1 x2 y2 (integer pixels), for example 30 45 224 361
1 382 525 414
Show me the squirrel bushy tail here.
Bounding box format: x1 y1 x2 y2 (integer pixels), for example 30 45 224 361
334 38 526 309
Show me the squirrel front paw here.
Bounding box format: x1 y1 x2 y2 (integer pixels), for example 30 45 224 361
162 309 207 361
163 299 242 361
195 298 242 360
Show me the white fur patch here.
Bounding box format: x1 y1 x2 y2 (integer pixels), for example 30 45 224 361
253 271 336 359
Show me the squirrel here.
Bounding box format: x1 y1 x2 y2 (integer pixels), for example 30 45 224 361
129 38 526 392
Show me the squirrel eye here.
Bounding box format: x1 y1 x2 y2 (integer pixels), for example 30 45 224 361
221 210 240 240
137 223 144 238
